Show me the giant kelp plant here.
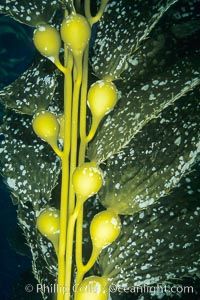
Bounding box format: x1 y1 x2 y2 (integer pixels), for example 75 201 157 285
0 0 200 300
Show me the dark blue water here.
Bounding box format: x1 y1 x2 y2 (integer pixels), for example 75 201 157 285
0 181 31 299
0 15 36 300
0 15 35 89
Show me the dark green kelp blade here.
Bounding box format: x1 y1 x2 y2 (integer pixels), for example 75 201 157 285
0 112 61 206
0 58 57 115
0 111 61 296
17 200 57 300
91 0 178 79
0 0 59 27
98 86 200 215
166 0 200 39
88 48 200 163
88 0 200 164
119 25 166 84
120 0 200 85
99 163 200 290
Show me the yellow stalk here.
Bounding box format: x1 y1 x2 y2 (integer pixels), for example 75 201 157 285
57 2 108 299
64 52 83 300
75 46 89 285
54 57 68 74
85 0 109 26
50 143 63 158
76 246 101 286
78 46 89 164
57 51 73 300
75 205 84 271
84 0 92 22
68 53 83 217
64 200 84 300
86 117 101 143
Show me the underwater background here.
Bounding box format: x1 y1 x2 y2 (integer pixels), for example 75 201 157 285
0 15 43 300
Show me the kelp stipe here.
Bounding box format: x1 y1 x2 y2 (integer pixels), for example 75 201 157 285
0 1 200 300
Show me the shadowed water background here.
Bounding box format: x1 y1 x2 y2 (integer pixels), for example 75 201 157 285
0 15 42 299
